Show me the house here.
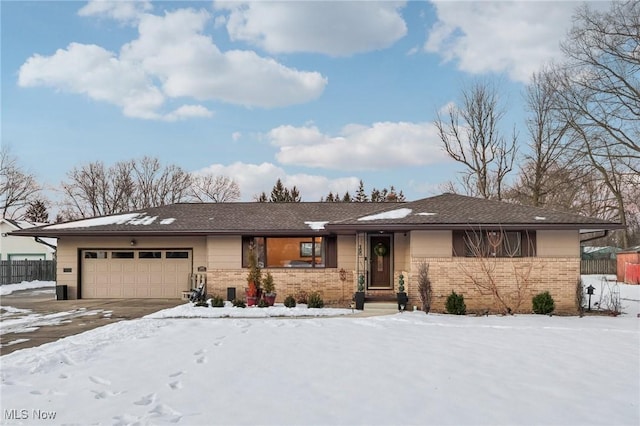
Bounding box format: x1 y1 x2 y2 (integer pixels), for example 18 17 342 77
11 194 623 313
0 218 56 261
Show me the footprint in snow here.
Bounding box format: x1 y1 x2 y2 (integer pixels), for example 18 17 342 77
134 393 157 406
92 389 124 399
194 349 206 356
89 376 111 385
169 381 182 390
149 403 182 421
196 356 207 364
169 371 184 378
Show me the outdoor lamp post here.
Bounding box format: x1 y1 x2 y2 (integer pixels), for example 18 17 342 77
586 284 595 311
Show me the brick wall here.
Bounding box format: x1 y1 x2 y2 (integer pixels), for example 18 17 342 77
406 257 580 314
205 268 356 306
204 257 580 314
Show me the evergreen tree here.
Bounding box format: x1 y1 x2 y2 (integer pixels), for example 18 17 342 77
23 200 49 223
342 192 352 202
261 179 302 202
354 180 368 202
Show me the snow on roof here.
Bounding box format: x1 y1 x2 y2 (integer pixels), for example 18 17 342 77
534 216 547 220
417 212 437 216
358 208 412 221
160 218 176 225
45 213 146 229
305 221 329 230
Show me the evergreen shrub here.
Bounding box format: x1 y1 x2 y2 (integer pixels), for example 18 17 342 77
284 295 297 308
532 291 555 314
307 292 324 308
445 291 466 315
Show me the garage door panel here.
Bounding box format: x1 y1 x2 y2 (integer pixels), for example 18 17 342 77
82 249 191 299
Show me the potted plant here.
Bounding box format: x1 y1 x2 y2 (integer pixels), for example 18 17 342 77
397 274 408 312
262 271 276 306
246 245 262 306
354 274 365 310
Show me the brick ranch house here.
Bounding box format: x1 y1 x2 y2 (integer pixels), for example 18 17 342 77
13 194 623 313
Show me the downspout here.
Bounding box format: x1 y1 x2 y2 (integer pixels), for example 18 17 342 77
35 236 57 251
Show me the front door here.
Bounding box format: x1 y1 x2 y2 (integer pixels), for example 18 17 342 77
369 235 392 288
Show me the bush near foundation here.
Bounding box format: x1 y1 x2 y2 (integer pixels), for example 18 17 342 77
532 291 555 315
210 295 225 308
232 299 246 308
445 291 466 315
307 292 324 308
284 295 297 308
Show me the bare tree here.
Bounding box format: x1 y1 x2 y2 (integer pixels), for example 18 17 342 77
190 174 240 202
60 161 132 218
60 157 192 218
435 79 517 200
509 69 579 208
0 146 41 219
456 229 539 314
130 157 191 209
549 1 640 247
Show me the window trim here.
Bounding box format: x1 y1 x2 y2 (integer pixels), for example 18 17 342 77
242 236 337 268
453 230 536 258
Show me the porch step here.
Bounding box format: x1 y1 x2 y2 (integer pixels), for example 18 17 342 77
364 302 398 310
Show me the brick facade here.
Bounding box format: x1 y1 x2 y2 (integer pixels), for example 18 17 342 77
406 257 581 314
204 257 580 314
205 268 356 306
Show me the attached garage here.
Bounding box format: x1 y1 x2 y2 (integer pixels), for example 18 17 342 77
81 249 192 298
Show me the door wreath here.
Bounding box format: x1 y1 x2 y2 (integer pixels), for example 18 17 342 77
374 243 387 272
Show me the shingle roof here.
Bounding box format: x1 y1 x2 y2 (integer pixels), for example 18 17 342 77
327 194 622 231
11 194 623 238
11 202 387 237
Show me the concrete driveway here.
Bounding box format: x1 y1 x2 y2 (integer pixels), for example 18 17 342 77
1 288 184 356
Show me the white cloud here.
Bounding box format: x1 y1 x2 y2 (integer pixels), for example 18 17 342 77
425 1 585 82
267 122 448 170
214 1 407 56
78 0 152 23
18 7 327 120
194 162 360 201
164 105 214 122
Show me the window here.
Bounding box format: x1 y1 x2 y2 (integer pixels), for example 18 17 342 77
243 236 337 268
453 230 536 257
139 251 162 259
166 251 189 259
112 251 134 259
84 251 107 259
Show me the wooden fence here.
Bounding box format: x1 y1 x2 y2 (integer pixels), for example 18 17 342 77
0 260 56 285
580 259 617 275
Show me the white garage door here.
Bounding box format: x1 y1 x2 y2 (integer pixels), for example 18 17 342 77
82 250 192 298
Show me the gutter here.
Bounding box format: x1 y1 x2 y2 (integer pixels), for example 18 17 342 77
579 230 609 243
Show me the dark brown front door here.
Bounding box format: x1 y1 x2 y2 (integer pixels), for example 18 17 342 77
369 235 392 288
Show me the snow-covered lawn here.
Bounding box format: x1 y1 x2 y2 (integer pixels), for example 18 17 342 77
1 277 638 426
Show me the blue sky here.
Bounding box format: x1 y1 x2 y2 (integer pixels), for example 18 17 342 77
2 1 594 202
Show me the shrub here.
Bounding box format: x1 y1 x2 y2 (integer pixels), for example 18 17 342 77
445 291 466 315
257 298 269 308
532 291 555 314
262 272 275 295
210 295 225 308
194 301 208 307
576 279 585 315
295 290 309 304
232 299 246 308
284 295 296 308
307 292 324 308
418 261 432 313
